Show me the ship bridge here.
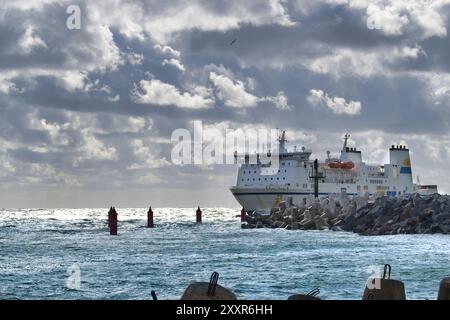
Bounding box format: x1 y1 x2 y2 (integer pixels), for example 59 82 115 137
233 130 312 164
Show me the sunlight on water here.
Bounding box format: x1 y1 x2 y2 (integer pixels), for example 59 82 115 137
0 208 449 300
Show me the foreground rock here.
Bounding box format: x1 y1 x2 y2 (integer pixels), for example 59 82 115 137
181 282 237 300
242 193 450 235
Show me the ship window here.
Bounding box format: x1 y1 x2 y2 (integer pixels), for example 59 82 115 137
284 170 287 173
265 178 267 181
271 178 273 180
253 178 255 181
282 162 285 166
278 170 280 173
277 178 279 180
247 179 249 181
258 178 261 181
243 171 245 174
254 171 256 173
241 179 244 181
283 177 286 180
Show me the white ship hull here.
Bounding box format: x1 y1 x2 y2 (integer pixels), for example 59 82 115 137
230 187 323 212
230 187 357 212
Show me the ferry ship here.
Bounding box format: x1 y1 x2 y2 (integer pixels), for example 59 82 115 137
230 132 437 212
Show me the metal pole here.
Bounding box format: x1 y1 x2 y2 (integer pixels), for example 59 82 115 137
314 159 319 198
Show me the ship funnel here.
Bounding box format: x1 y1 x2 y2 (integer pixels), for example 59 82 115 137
389 145 412 184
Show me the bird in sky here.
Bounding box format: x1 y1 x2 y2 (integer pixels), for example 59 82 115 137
230 38 237 46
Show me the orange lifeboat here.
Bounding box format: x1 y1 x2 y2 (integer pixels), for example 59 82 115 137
341 161 355 169
328 161 354 169
328 161 341 169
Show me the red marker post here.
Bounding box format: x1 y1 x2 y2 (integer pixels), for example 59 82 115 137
196 206 202 224
147 207 154 228
241 207 247 222
110 207 118 235
108 206 113 228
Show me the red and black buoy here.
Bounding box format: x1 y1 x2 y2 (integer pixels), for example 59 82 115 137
110 207 118 235
196 206 202 224
147 207 154 228
241 207 247 222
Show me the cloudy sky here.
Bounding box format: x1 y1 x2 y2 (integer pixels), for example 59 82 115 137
1 0 450 208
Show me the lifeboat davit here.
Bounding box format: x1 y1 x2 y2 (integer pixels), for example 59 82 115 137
328 161 354 169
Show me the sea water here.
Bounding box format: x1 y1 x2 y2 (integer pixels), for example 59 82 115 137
0 208 449 300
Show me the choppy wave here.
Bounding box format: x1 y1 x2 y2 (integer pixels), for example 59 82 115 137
0 208 449 300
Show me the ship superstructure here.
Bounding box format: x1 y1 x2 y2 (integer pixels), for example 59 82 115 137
230 132 430 212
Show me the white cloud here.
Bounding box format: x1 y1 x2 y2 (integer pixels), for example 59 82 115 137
209 72 259 108
154 44 185 72
27 163 81 187
305 46 424 78
154 44 181 58
307 89 362 115
59 71 88 92
108 94 120 102
162 58 185 72
0 73 17 94
322 0 448 39
95 116 147 134
411 2 448 38
63 112 150 134
0 144 16 175
127 139 170 170
133 79 214 109
209 72 292 110
134 172 167 185
76 129 117 164
366 3 409 36
91 1 294 43
421 72 450 105
2 0 61 11
127 52 144 65
27 116 71 146
18 26 47 54
85 24 123 71
263 91 291 110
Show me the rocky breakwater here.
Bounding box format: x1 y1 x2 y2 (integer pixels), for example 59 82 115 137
242 193 366 232
242 193 450 235
341 193 450 235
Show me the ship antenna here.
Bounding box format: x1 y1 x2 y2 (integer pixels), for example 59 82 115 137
343 133 350 150
278 130 287 153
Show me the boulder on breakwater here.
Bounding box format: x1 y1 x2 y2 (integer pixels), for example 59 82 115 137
242 192 450 235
